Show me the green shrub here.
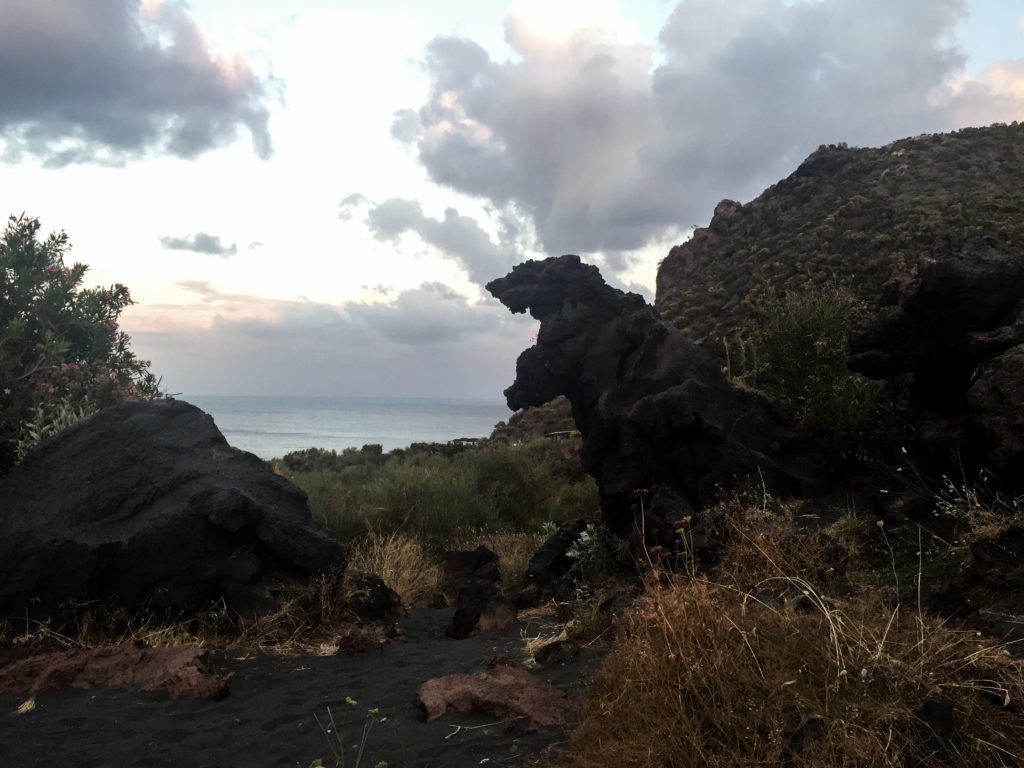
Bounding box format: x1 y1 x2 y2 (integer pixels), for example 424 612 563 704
284 437 599 553
745 286 904 461
361 456 499 554
0 214 161 473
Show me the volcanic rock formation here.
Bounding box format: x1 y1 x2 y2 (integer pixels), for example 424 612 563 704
487 255 834 545
0 398 344 625
849 236 1024 487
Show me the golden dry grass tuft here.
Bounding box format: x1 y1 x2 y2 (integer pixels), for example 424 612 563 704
554 506 1024 768
709 497 858 593
345 529 443 607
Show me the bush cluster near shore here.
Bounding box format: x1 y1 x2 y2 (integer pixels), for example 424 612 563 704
276 434 599 601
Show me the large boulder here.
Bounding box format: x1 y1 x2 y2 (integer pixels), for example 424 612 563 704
486 255 834 545
849 236 1024 487
0 399 344 625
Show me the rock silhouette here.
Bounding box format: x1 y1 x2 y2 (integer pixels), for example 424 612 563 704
487 255 834 545
849 236 1024 488
0 398 344 625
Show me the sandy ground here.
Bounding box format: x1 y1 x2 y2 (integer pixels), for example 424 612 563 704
0 608 605 768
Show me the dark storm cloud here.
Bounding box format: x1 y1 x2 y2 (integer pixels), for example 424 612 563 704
160 232 238 257
363 197 520 287
396 0 1017 256
0 0 273 166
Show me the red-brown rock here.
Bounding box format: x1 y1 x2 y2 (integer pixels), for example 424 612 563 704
0 642 228 701
415 664 575 729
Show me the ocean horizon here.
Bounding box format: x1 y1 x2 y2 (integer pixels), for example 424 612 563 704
180 395 513 460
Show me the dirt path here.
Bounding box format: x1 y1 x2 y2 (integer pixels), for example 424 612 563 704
0 608 604 768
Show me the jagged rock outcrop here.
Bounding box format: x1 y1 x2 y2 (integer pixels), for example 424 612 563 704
0 399 344 625
487 255 834 545
441 546 501 605
849 237 1024 486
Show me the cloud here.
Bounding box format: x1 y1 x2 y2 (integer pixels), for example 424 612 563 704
395 0 1022 257
357 196 523 287
345 281 503 343
125 281 534 397
160 232 238 257
165 280 509 345
0 0 273 166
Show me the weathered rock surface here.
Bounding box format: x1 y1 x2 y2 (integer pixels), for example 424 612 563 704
415 663 576 729
849 237 1024 486
487 255 834 543
0 642 228 701
965 519 1024 596
527 519 588 595
441 546 501 605
444 547 516 639
0 399 344 625
346 573 404 622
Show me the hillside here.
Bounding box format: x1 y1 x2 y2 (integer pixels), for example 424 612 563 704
655 122 1024 342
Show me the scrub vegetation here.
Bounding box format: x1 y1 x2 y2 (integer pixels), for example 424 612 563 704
277 435 599 606
657 123 1024 344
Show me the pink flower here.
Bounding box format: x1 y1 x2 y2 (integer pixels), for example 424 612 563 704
47 386 55 394
109 371 117 380
61 363 69 372
2 388 9 395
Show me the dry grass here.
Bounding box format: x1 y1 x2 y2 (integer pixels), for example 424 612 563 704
709 497 858 593
553 506 1024 768
345 529 444 607
0 573 394 657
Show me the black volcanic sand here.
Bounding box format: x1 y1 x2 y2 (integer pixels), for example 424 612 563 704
0 608 604 768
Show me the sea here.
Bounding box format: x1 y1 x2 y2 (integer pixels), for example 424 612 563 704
179 395 512 460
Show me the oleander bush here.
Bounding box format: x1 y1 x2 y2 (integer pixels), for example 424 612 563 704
0 214 160 474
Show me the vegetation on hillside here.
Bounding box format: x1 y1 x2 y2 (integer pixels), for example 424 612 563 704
657 122 1024 344
491 395 576 442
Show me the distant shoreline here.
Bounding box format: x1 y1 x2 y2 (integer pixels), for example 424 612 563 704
180 394 511 460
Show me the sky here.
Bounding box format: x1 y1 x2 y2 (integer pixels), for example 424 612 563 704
1 0 1022 400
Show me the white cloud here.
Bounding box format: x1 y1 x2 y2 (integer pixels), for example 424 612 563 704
395 0 1021 264
123 279 534 396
